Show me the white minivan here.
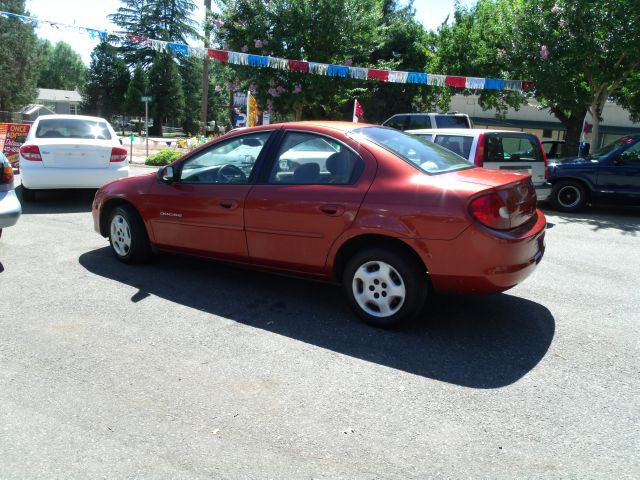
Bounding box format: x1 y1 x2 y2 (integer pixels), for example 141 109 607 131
409 128 552 201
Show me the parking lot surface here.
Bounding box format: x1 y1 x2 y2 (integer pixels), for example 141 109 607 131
1 167 638 479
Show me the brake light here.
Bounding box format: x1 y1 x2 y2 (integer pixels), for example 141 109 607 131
110 147 128 163
536 137 549 179
1 164 13 184
469 180 537 230
20 145 41 161
473 133 485 166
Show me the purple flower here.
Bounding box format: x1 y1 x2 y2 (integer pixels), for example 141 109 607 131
344 58 353 66
213 19 224 28
268 88 279 97
551 4 560 14
540 45 549 60
497 48 506 58
241 45 249 53
214 85 222 92
254 39 263 48
293 84 302 94
276 85 286 93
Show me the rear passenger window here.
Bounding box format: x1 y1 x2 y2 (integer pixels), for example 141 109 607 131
484 135 543 162
408 116 432 130
434 115 470 128
384 115 408 130
269 132 363 185
433 135 473 159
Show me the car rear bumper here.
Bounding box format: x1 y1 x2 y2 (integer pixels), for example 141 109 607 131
535 182 552 201
412 210 546 295
0 190 22 228
20 165 128 189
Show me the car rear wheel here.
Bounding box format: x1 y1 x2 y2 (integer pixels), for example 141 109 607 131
21 185 34 202
551 181 587 212
343 248 428 328
108 205 151 263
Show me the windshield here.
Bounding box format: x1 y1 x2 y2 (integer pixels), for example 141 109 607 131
348 126 474 174
36 119 113 140
591 136 635 159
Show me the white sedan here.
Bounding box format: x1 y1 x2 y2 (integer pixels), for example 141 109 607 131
19 115 128 201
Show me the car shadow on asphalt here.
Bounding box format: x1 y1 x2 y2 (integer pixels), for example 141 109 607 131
540 203 640 235
17 186 95 214
79 247 555 389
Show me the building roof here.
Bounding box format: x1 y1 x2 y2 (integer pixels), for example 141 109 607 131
37 88 82 103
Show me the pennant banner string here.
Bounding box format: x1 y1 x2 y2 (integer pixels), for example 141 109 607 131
0 10 533 92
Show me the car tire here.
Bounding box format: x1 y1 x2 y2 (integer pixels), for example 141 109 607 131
342 248 428 328
551 180 587 212
21 185 35 202
108 205 151 264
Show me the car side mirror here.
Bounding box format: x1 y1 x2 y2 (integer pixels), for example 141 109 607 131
158 165 175 183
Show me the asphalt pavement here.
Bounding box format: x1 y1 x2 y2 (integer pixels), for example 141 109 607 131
0 169 638 479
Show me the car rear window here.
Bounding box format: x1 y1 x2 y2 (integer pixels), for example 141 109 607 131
434 115 470 128
407 116 432 130
433 134 474 158
484 134 543 162
383 115 409 130
349 126 474 174
35 119 112 140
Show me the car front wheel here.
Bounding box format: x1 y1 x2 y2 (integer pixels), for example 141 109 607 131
551 180 587 212
343 248 428 328
108 205 151 263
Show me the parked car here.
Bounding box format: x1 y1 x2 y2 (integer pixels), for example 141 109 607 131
92 122 546 327
0 152 21 238
19 115 129 201
541 140 571 159
382 112 473 131
546 135 640 212
408 128 551 202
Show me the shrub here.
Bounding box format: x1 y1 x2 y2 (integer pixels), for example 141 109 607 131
145 149 182 166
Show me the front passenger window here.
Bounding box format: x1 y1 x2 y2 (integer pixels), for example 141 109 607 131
179 132 271 184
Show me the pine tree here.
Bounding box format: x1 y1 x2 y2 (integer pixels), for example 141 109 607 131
124 64 149 134
0 0 44 111
148 52 184 135
83 40 131 119
179 56 202 136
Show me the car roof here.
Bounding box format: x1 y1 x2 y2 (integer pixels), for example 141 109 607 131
388 113 469 117
35 114 112 122
407 128 534 135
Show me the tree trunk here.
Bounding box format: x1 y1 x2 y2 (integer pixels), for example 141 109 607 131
550 107 587 157
293 103 303 121
149 114 163 136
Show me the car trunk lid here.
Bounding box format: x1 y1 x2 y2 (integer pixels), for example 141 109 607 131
38 139 114 169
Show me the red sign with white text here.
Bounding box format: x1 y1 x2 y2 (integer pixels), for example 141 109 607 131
0 123 31 166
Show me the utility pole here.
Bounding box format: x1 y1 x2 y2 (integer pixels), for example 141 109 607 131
200 0 212 136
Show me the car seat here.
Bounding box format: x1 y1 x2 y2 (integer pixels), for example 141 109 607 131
293 162 320 183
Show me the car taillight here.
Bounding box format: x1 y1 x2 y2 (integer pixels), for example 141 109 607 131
536 137 549 179
473 133 485 166
20 145 42 161
110 147 128 163
1 164 13 184
469 180 537 230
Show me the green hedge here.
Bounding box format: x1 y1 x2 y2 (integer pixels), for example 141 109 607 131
145 149 182 166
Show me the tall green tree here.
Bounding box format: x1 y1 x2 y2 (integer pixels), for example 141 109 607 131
37 41 87 91
83 40 131 119
148 52 184 135
0 0 43 111
109 0 199 65
124 64 149 133
213 0 384 120
179 56 203 135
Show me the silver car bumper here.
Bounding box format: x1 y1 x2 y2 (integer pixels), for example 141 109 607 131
535 182 552 202
0 189 22 229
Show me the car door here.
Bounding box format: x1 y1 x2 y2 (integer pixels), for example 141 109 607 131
145 131 273 260
596 141 640 198
244 130 375 274
482 133 546 187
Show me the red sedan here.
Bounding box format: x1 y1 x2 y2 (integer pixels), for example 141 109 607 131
92 122 545 327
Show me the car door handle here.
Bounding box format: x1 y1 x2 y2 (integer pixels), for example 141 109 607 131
219 199 238 209
319 204 345 216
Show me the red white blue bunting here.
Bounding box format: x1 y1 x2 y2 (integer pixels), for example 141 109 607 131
0 10 534 92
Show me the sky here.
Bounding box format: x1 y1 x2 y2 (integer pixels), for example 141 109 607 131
24 0 475 65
